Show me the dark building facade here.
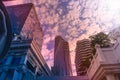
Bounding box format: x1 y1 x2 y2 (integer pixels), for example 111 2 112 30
75 39 93 76
52 36 72 76
0 1 12 60
0 3 51 80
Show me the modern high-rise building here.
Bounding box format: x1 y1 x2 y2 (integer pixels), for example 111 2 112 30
75 39 93 76
0 3 51 80
52 36 72 76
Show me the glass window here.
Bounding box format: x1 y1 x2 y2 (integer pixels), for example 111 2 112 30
11 57 21 65
5 69 14 80
0 58 7 65
26 61 36 73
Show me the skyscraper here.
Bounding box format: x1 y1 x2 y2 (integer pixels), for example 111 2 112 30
52 36 72 76
75 39 93 76
0 3 51 80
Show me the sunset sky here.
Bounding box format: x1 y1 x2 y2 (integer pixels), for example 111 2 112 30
4 0 120 75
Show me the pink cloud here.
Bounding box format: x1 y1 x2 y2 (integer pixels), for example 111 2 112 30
4 0 23 6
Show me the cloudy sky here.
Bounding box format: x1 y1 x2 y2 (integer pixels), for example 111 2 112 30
4 0 120 75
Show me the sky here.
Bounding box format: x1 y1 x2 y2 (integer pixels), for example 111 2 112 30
4 0 120 75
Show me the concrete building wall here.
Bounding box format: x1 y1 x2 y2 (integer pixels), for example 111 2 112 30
87 37 120 80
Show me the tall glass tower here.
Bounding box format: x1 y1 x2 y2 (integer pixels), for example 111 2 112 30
52 36 72 76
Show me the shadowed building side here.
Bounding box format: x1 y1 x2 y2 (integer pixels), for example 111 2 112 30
64 41 72 75
0 1 12 60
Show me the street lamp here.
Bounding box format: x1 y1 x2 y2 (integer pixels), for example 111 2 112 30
0 1 12 60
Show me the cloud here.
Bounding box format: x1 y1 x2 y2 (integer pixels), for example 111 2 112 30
7 0 120 76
